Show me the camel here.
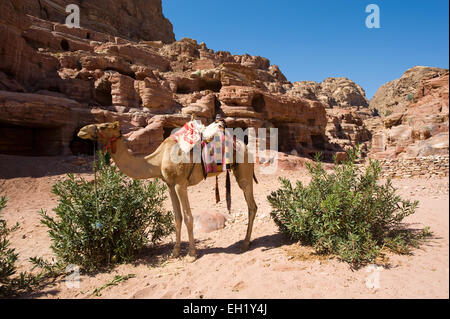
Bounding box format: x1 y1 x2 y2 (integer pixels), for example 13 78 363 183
77 121 258 262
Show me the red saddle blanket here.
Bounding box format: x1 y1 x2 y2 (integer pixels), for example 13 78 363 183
201 128 233 175
170 120 234 175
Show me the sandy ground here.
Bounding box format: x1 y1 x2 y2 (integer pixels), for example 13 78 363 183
0 154 448 299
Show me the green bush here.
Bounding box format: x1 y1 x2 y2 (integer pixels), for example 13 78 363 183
0 197 43 297
39 152 174 271
268 147 431 267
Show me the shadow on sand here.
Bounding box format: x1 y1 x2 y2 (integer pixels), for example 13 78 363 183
134 232 295 268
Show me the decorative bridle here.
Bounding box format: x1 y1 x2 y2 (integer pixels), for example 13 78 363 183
93 125 122 154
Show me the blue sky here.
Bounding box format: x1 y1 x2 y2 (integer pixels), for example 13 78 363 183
162 0 449 98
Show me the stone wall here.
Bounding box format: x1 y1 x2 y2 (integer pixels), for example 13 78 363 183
378 155 449 178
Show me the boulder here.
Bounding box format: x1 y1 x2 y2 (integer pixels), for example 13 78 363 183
193 211 228 234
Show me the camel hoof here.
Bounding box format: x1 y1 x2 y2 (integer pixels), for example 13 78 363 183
185 254 197 263
240 241 250 252
172 247 181 258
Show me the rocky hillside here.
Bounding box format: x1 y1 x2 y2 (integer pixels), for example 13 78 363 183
369 68 449 159
286 77 372 155
0 0 332 159
22 0 175 43
0 0 446 162
370 66 448 117
287 77 369 109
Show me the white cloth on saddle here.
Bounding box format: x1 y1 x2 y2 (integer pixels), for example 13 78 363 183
203 122 222 142
170 120 222 153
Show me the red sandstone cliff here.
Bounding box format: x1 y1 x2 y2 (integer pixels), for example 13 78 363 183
22 0 175 43
0 0 446 161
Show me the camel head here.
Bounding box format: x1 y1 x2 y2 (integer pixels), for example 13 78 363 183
77 121 122 144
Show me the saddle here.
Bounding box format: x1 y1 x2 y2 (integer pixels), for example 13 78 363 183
170 119 234 176
170 118 235 211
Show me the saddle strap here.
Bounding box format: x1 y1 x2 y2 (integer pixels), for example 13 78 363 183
187 162 196 181
200 133 207 180
215 175 220 203
226 169 231 213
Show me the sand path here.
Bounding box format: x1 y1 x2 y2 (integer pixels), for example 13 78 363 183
0 155 448 299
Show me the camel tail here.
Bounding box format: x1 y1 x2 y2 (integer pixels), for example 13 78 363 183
253 170 258 184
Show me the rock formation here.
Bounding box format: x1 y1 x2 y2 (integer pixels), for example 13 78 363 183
325 107 372 156
287 77 372 157
288 77 369 109
0 0 332 159
369 66 448 117
369 70 449 159
22 0 175 43
0 0 446 163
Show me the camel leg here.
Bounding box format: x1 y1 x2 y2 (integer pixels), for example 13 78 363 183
174 183 197 261
233 165 258 252
168 186 182 258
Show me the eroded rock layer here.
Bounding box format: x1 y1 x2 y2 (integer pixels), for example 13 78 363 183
369 69 449 159
1 0 447 162
0 0 335 158
22 0 175 43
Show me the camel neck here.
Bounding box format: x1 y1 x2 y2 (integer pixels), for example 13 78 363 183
110 138 162 179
